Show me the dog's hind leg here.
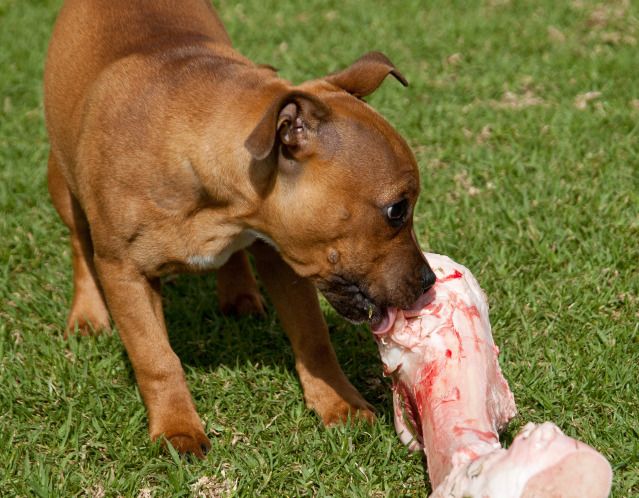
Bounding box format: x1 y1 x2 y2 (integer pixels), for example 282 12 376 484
216 249 265 317
47 152 110 336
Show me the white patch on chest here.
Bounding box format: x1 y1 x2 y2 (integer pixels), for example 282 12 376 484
186 230 258 270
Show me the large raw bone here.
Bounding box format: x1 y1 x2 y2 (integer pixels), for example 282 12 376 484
373 253 612 498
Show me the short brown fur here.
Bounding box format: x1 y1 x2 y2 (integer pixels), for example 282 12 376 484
44 0 434 456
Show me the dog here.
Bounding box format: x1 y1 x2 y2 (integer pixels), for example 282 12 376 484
44 0 436 457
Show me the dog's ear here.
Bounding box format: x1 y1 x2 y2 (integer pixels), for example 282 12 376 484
324 51 408 98
245 91 330 161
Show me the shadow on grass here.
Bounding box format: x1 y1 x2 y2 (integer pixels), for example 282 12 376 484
160 271 395 420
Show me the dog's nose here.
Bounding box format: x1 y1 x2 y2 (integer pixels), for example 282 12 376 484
420 264 437 293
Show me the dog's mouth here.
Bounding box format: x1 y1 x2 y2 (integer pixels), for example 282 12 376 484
316 274 387 325
371 306 397 335
317 275 376 324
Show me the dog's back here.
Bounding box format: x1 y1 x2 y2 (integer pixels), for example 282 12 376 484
44 0 233 170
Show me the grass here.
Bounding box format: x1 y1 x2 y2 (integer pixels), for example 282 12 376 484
1 0 638 496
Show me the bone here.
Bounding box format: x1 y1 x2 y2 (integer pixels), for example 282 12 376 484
373 253 612 498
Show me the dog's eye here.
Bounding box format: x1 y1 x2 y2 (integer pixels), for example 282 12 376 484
384 198 409 227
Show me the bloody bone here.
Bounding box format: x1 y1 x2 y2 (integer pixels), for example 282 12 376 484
373 253 612 497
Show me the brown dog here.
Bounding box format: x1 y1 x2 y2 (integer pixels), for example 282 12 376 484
44 0 436 457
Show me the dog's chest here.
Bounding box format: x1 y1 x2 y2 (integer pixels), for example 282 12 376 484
185 230 257 271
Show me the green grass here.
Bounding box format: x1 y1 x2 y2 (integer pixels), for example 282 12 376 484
1 0 638 496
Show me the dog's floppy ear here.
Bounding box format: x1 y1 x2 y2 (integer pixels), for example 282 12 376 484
325 51 408 98
245 91 330 161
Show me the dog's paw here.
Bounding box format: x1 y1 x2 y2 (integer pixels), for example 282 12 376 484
65 306 110 338
150 404 212 459
302 373 376 426
219 292 266 318
320 398 376 427
308 385 376 427
164 432 212 459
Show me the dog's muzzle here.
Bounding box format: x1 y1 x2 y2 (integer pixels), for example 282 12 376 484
315 274 386 325
316 259 436 326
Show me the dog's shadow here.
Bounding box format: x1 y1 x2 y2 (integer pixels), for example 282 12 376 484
160 272 395 420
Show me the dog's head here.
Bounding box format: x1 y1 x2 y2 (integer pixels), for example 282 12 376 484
245 52 435 326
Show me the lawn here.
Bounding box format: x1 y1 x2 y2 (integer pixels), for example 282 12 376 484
1 0 637 496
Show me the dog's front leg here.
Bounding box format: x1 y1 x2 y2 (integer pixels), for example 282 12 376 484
94 257 211 457
250 242 374 426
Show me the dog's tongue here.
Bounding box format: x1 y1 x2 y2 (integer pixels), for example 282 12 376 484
371 307 398 335
372 290 437 335
371 289 438 335
402 289 436 318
